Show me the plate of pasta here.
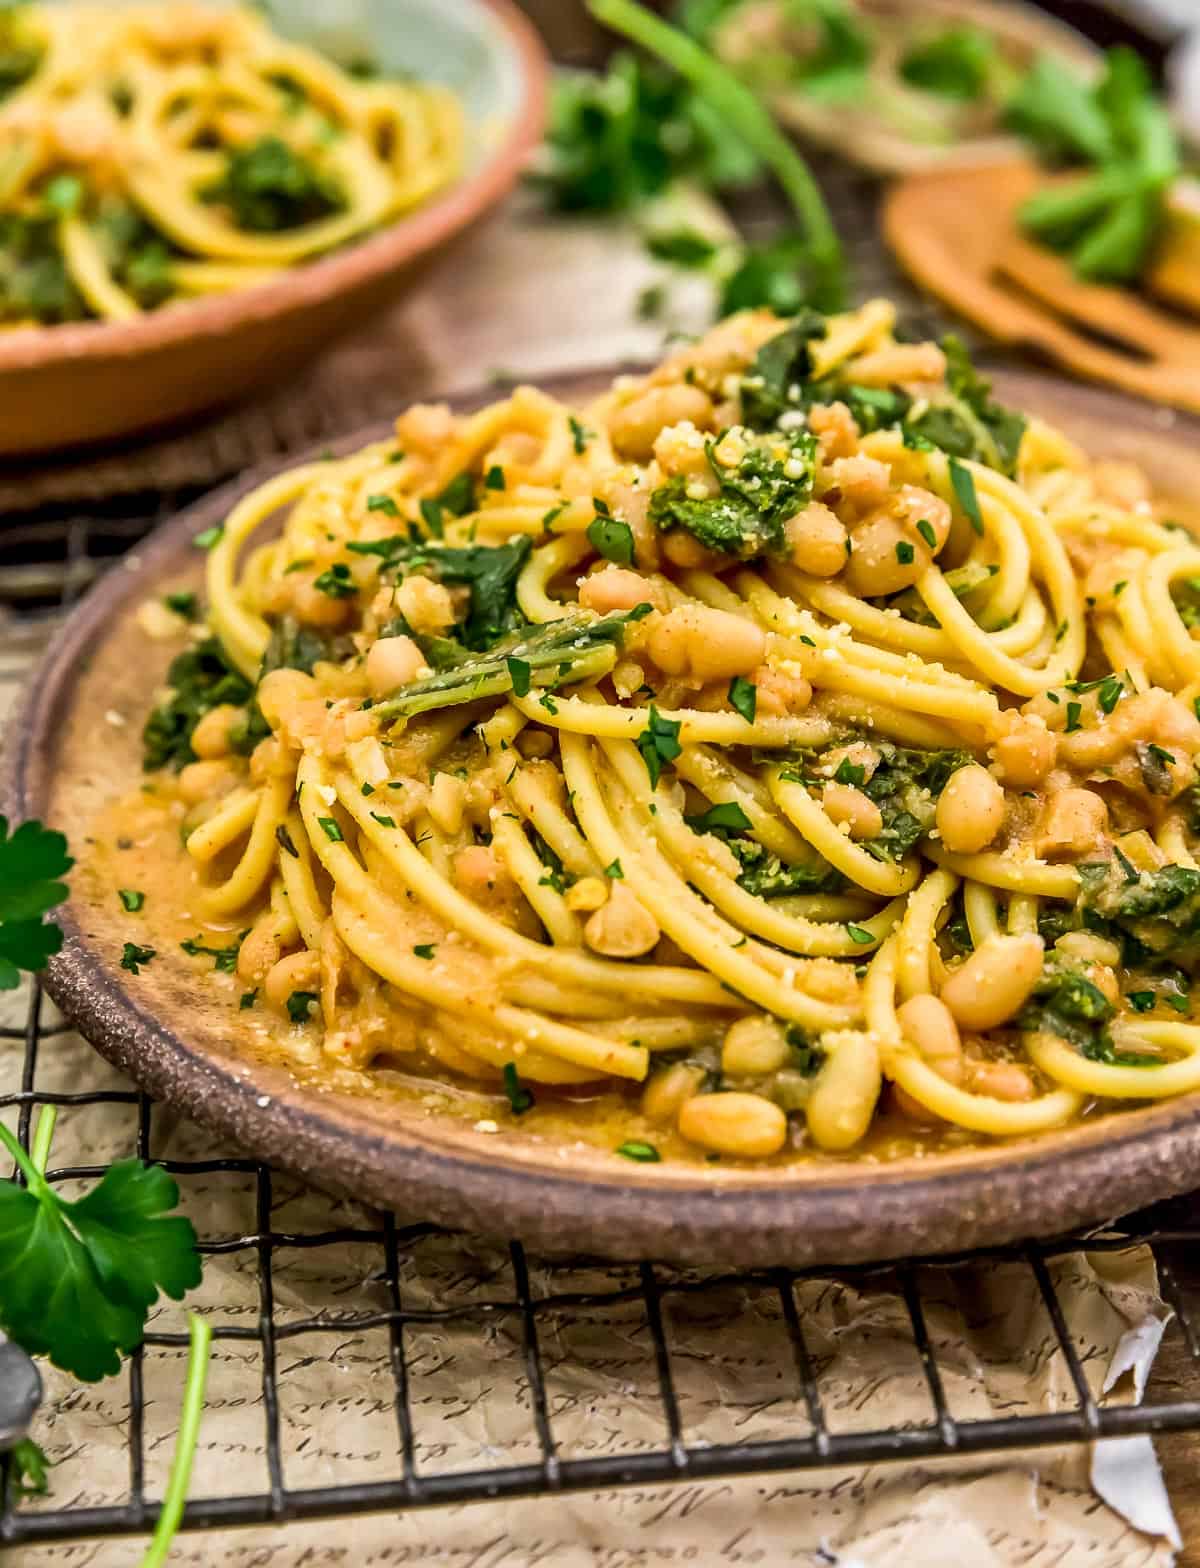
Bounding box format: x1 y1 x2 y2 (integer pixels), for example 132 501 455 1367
12 300 1200 1266
0 0 546 454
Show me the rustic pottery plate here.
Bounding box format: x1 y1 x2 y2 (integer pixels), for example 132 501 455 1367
0 0 547 458
7 367 1200 1268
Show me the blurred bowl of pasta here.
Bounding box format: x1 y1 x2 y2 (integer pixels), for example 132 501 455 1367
0 0 547 456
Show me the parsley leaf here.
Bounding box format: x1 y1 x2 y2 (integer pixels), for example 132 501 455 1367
728 673 757 724
121 942 155 974
0 1113 202 1382
0 818 72 989
615 1139 660 1162
286 990 319 1024
635 704 683 789
587 513 636 566
502 1062 535 1115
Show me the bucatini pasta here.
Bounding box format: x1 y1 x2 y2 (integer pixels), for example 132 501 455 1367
120 301 1200 1166
0 2 462 325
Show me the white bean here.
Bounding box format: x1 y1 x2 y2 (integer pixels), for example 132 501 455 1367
678 1092 787 1158
805 1030 881 1151
940 933 1044 1031
935 765 1005 854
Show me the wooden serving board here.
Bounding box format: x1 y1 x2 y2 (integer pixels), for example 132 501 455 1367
884 159 1200 414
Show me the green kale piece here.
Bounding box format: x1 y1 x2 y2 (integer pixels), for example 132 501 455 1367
738 314 827 428
142 639 253 772
904 335 1026 476
727 837 843 898
648 430 817 560
203 136 345 232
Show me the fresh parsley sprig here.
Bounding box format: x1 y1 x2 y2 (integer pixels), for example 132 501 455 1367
0 817 72 989
0 1107 202 1383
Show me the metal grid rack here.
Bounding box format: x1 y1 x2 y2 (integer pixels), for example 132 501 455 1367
5 979 1200 1547
3 145 1200 1551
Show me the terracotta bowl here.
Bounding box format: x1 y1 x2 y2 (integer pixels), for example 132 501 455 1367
7 366 1200 1267
0 0 547 458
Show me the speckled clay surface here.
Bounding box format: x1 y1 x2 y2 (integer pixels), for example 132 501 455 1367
7 369 1200 1266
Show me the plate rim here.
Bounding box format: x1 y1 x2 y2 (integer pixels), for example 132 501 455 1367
9 364 1200 1267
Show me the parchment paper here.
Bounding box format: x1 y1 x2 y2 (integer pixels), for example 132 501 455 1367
0 218 1186 1568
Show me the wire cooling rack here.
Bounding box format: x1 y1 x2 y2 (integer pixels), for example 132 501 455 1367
4 143 1200 1550
5 977 1200 1547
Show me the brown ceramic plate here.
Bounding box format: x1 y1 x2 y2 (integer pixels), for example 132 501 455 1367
0 0 547 459
7 366 1200 1267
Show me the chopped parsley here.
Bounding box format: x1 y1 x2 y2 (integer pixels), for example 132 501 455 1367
286 990 319 1024
180 935 242 973
413 943 436 960
635 705 683 789
915 517 937 550
616 1139 661 1163
193 525 224 551
948 457 984 535
484 465 506 491
604 859 624 879
366 493 400 517
312 562 356 599
568 415 591 454
317 817 344 843
587 512 636 566
120 942 156 974
275 825 300 858
728 674 757 724
118 889 145 912
502 1062 535 1115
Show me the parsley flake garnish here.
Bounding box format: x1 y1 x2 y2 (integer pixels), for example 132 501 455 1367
484 465 506 491
120 942 156 974
193 525 223 551
239 989 258 1010
895 541 914 565
318 817 344 843
586 512 636 566
635 705 682 788
846 923 874 945
568 414 591 454
948 457 983 535
286 990 319 1024
604 859 624 878
502 1062 535 1115
118 888 145 913
313 563 356 599
916 518 937 550
366 493 400 517
180 935 242 973
616 1140 660 1163
413 943 436 959
728 675 757 725
275 824 300 858
507 656 532 697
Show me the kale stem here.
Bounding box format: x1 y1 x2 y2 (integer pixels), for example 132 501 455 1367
586 0 843 287
139 1312 213 1568
29 1105 57 1176
0 1119 41 1188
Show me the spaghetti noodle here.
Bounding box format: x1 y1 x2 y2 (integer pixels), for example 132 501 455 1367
135 301 1200 1163
0 2 462 325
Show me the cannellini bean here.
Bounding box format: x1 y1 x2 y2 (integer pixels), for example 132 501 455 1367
940 934 1044 1031
752 664 813 716
678 1091 788 1158
1056 931 1121 968
365 635 427 698
896 994 964 1086
935 765 1005 854
1035 788 1107 860
722 1015 790 1077
805 1030 881 1151
258 668 318 728
808 400 859 462
264 949 320 1009
578 567 664 615
291 577 354 629
238 916 284 984
647 605 766 682
608 384 714 461
784 502 847 577
967 1060 1035 1101
842 485 950 598
822 783 883 841
992 717 1056 787
190 703 242 760
177 759 240 804
642 1062 705 1123
584 882 660 957
396 574 456 634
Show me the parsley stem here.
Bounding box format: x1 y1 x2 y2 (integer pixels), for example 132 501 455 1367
140 1312 213 1568
586 0 843 288
30 1105 57 1176
0 1119 40 1188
